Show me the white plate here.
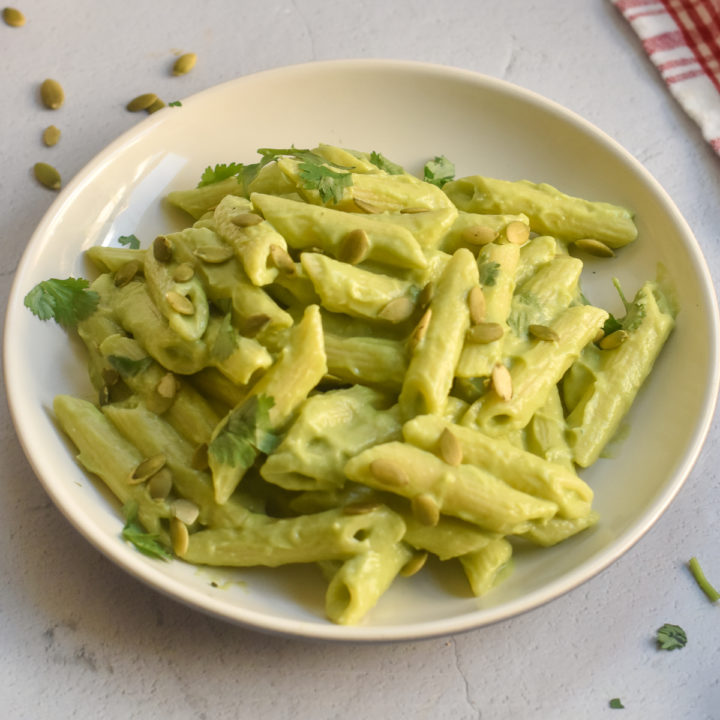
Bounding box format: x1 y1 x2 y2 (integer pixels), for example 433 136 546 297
5 60 719 641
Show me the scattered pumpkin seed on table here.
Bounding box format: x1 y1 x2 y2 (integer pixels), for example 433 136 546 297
42 125 61 147
173 52 197 76
33 162 61 190
2 7 25 26
40 79 64 110
126 93 159 112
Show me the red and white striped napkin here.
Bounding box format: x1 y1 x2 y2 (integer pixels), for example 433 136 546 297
611 0 720 156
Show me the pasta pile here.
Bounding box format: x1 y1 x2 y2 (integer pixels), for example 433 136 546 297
51 144 676 624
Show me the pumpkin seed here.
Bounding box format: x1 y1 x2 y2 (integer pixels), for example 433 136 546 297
468 286 486 325
400 206 429 214
353 197 382 214
2 7 25 26
573 237 615 258
231 212 264 227
599 329 629 350
193 244 234 263
342 501 382 516
40 78 64 109
172 262 195 282
166 290 194 315
146 97 166 114
593 327 606 343
491 363 513 401
131 453 166 483
148 468 173 499
114 259 141 287
337 228 370 265
170 517 189 556
408 308 432 351
438 428 463 466
242 313 271 337
400 551 428 577
153 235 173 262
466 322 504 344
411 493 440 527
33 162 61 190
417 281 435 309
42 125 61 147
461 224 497 246
505 220 530 245
171 498 200 525
378 296 415 324
156 372 177 399
190 443 209 471
269 244 296 274
101 367 120 387
369 458 409 488
528 324 559 342
173 52 197 76
126 93 159 112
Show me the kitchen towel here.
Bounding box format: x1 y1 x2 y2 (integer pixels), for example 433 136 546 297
612 0 720 156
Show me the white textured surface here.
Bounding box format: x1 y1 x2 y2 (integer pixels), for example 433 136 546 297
1 1 719 718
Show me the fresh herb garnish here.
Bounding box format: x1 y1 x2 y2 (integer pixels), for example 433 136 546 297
369 151 405 175
121 501 172 560
168 100 182 107
197 162 244 188
209 395 280 470
609 698 624 709
478 261 501 287
24 277 99 327
602 313 624 336
656 623 687 650
211 313 236 360
118 234 140 249
423 155 455 188
298 161 353 204
688 557 720 602
107 354 153 377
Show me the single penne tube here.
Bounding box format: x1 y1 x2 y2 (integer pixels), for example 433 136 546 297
301 252 417 321
524 385 575 471
343 441 558 534
463 304 608 435
519 512 599 547
399 248 478 418
187 367 247 410
323 332 408 390
214 194 288 286
166 176 247 220
53 395 169 535
459 538 513 597
102 402 249 529
402 414 592 519
566 281 676 467
312 143 381 174
251 192 427 269
456 243 520 378
86 246 146 273
180 507 398 567
324 508 410 625
442 175 638 248
260 386 401 492
367 207 458 252
515 235 558 286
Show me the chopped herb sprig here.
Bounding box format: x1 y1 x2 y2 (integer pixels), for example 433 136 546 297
24 277 99 327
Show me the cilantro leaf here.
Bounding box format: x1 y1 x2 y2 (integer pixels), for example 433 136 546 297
656 623 687 650
107 354 153 377
478 261 501 287
298 162 353 204
369 151 405 175
197 162 244 188
211 313 236 361
121 501 172 560
24 277 99 327
602 313 624 336
118 234 140 249
423 155 455 188
609 698 624 709
688 557 720 603
209 395 280 470
168 100 182 107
